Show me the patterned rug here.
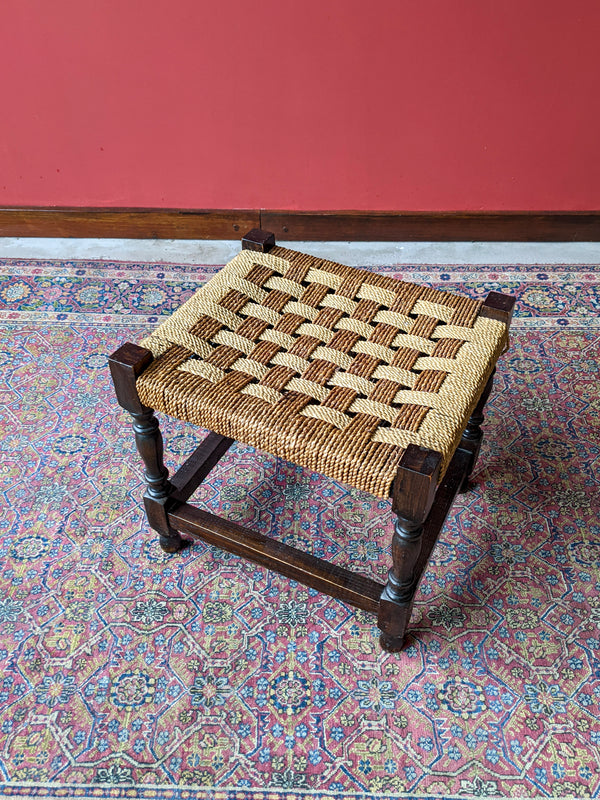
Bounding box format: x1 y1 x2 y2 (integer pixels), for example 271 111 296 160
0 255 599 800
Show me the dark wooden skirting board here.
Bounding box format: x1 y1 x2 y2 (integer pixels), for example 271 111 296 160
0 208 260 239
262 210 600 242
1 207 599 240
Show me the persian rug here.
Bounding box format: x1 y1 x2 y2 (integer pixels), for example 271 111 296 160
0 255 599 800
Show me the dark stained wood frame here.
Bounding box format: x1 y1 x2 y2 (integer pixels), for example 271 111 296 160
108 230 516 650
2 207 600 241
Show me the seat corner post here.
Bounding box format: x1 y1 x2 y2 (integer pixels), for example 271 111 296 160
481 290 516 326
241 228 276 252
378 445 442 651
107 343 182 554
459 289 515 491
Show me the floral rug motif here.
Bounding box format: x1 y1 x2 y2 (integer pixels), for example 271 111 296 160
0 256 599 800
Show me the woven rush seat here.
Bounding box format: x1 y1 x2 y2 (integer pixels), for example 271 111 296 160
109 230 515 651
136 245 508 498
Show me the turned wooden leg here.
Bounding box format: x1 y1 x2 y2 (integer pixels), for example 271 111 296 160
378 446 442 651
108 343 182 553
458 369 495 493
456 290 516 493
132 408 182 553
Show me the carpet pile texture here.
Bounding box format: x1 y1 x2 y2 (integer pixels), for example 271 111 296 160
0 256 599 799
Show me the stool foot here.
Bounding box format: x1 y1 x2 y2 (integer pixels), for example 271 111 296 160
378 587 412 651
159 532 183 554
379 632 406 653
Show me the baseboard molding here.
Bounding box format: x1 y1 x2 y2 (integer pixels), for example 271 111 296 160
0 208 260 239
1 207 599 241
263 211 600 242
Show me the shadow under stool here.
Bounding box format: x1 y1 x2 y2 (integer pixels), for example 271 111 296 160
108 230 515 651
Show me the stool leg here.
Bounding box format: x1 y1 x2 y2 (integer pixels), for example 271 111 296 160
132 408 182 553
378 446 441 651
379 515 424 651
108 343 182 553
459 369 495 493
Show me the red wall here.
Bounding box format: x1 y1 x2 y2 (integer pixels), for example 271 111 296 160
2 0 599 211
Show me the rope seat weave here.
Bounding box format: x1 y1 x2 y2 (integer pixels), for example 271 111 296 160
137 246 508 497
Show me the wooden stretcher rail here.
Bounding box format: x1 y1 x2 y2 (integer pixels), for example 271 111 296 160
168 502 384 614
170 431 234 502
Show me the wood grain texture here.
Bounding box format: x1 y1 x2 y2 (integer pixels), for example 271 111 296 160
481 290 517 324
0 208 259 239
1 208 600 240
108 343 153 414
261 210 600 242
411 446 471 583
241 228 276 251
169 502 384 613
378 445 471 651
378 446 443 650
169 432 234 502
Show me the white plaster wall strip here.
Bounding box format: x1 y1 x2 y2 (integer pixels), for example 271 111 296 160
0 238 600 266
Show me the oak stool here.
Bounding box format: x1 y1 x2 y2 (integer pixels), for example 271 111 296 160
109 231 515 651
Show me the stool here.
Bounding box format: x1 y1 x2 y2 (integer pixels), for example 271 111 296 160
108 230 515 651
